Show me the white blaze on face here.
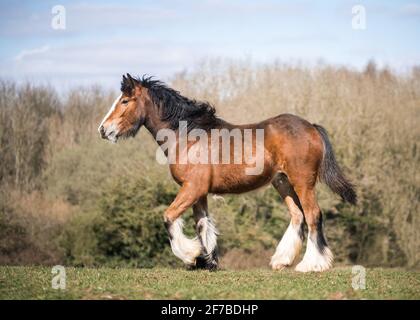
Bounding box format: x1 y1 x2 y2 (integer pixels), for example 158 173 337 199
98 93 122 131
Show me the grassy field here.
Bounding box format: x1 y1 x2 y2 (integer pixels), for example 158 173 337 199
0 266 419 300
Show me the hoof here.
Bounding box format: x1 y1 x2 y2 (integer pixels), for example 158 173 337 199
193 254 218 271
270 262 288 271
270 254 294 271
295 260 332 272
295 247 333 272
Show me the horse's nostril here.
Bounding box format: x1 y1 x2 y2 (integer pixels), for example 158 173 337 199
99 126 106 138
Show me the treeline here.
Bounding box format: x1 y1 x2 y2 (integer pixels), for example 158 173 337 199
0 60 419 268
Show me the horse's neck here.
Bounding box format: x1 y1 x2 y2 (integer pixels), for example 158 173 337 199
144 119 167 142
142 109 174 137
145 117 238 136
144 109 180 151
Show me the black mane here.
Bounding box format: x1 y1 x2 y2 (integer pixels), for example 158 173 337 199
121 75 220 131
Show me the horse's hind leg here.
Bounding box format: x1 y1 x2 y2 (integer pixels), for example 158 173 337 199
270 173 305 270
193 196 219 270
293 184 333 272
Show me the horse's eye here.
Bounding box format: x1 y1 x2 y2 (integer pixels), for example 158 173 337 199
121 99 129 105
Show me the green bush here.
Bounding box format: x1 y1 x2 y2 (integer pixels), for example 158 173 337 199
93 177 179 267
61 176 184 268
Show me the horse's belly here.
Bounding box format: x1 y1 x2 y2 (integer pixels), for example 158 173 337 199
209 164 274 194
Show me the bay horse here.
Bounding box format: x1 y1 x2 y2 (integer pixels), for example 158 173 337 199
98 74 356 272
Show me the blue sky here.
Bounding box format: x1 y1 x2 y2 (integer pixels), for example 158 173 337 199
0 0 419 90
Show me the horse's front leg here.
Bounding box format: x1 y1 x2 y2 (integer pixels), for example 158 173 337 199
164 183 205 267
193 196 219 270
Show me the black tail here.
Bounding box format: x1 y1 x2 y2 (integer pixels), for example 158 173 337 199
313 124 357 205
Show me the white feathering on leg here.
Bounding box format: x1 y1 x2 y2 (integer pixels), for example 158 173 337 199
295 234 333 272
169 219 202 265
270 222 303 270
197 216 219 254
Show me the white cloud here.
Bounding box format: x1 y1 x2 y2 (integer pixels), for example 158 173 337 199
14 45 50 61
3 38 204 90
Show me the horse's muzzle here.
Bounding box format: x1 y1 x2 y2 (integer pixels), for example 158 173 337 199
99 125 106 139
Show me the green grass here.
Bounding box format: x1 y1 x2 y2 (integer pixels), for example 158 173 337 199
0 266 419 300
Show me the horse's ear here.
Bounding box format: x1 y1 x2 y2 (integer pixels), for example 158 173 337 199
126 73 143 96
121 74 135 95
126 73 137 88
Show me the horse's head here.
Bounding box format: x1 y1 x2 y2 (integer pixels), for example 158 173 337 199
98 73 147 142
